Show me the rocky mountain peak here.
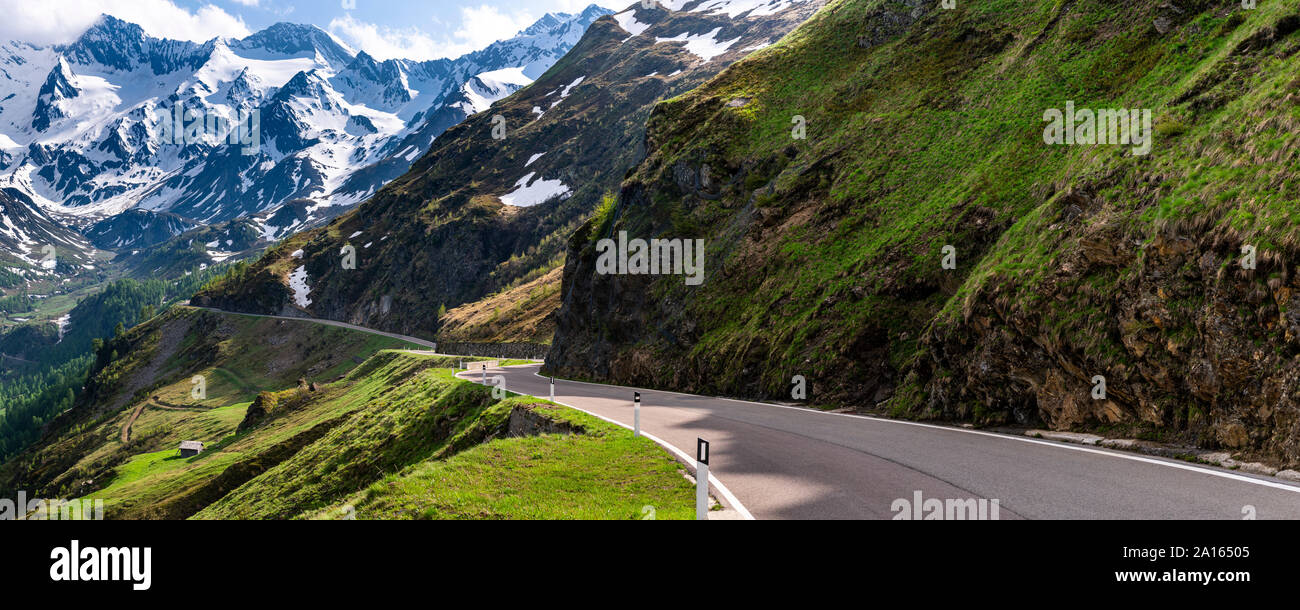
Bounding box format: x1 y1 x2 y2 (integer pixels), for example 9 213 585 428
231 22 356 69
62 14 209 74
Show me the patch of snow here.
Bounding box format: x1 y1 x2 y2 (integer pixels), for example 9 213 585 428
614 9 651 40
550 76 586 109
55 314 71 343
656 28 742 62
669 0 809 18
500 172 572 208
561 76 585 97
457 67 534 115
289 265 313 308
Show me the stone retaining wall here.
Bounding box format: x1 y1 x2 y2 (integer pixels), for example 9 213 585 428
439 342 548 361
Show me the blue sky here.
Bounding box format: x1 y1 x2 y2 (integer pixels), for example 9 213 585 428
0 0 622 59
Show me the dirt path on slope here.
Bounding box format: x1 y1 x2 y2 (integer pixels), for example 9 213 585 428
107 318 193 415
120 403 147 443
120 400 211 443
113 318 195 445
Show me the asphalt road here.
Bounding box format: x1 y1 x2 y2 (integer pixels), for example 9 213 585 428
462 363 1300 520
191 306 439 348
193 307 1300 520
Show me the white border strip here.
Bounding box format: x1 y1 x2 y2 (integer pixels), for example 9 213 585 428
534 372 1300 495
463 369 755 520
552 396 756 521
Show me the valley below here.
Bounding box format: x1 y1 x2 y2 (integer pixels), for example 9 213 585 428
0 307 697 519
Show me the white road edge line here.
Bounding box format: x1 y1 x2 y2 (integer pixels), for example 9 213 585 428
550 396 756 521
457 370 755 520
533 372 1300 495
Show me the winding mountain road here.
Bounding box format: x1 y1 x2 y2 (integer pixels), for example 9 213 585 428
191 306 439 349
193 307 1300 520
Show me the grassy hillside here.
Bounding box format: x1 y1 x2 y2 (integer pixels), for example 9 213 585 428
0 308 694 519
196 359 694 520
550 0 1300 466
0 306 424 501
436 267 564 343
0 272 231 461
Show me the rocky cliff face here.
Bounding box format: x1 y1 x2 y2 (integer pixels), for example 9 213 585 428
549 0 1300 467
916 186 1300 465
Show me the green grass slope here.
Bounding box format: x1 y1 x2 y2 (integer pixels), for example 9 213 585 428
551 0 1300 466
197 359 694 520
0 308 694 519
0 306 424 503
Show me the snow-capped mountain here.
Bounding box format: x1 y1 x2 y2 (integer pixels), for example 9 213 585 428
84 209 196 250
0 6 612 252
0 188 95 278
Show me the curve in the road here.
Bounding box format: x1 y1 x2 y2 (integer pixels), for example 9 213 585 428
484 364 1300 520
193 307 1300 520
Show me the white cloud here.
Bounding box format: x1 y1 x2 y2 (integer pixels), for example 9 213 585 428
538 0 602 11
330 4 537 61
0 0 251 45
327 15 441 61
452 5 536 53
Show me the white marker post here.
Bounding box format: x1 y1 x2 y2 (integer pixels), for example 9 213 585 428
481 364 487 385
696 438 710 521
634 392 641 437
549 377 555 402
